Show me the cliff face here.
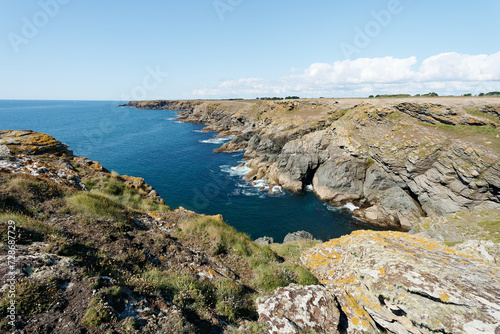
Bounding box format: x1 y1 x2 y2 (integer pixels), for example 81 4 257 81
128 98 500 230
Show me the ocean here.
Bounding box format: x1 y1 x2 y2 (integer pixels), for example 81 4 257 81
0 100 375 242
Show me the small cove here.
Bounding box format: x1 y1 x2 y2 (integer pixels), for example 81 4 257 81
0 100 376 242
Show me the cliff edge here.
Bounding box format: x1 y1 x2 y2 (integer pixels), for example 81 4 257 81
126 97 500 230
0 130 318 333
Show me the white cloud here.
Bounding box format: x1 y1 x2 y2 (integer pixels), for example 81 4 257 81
417 52 500 81
193 51 500 98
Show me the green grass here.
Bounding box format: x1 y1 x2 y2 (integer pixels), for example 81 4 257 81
478 216 500 243
83 174 169 213
328 108 350 122
0 175 64 214
374 94 412 98
0 212 65 245
180 216 256 257
435 123 499 136
178 216 319 292
0 277 62 317
139 270 252 322
271 240 320 262
386 110 403 121
253 266 293 292
66 192 126 221
416 210 500 244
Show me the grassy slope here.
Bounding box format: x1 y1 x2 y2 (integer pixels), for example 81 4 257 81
0 162 317 333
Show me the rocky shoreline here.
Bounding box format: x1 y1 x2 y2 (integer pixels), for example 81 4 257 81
125 98 500 230
1 128 499 333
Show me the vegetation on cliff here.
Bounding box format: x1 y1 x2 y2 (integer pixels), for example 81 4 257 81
2 95 500 334
0 130 317 333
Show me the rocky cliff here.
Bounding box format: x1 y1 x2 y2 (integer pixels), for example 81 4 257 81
126 98 500 230
2 129 499 334
0 130 319 333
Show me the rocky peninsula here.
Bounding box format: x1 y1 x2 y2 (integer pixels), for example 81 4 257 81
1 97 500 334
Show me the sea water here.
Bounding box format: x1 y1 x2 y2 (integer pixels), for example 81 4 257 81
0 100 375 242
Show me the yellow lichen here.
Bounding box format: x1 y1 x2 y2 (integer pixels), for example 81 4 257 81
439 291 451 302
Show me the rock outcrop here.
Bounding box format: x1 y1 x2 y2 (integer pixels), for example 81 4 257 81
283 230 316 243
128 97 500 230
257 284 340 334
299 230 500 333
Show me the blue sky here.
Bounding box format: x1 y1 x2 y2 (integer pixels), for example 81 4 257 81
1 0 499 100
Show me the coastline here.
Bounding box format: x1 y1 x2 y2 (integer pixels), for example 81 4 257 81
1 128 499 333
125 97 500 231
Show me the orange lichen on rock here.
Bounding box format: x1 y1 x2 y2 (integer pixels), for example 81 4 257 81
301 230 500 333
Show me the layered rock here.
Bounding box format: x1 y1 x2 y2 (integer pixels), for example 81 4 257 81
299 230 500 334
128 98 500 229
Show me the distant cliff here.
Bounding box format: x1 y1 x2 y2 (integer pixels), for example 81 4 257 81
127 97 500 230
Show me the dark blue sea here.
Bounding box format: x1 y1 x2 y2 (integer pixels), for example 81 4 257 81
0 100 374 242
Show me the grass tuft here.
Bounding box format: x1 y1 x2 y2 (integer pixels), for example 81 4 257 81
65 192 126 221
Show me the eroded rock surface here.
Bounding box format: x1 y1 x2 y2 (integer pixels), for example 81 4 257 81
301 230 500 334
257 284 340 334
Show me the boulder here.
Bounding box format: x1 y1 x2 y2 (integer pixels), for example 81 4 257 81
301 230 500 334
254 236 274 245
283 231 315 243
257 284 340 334
0 144 11 158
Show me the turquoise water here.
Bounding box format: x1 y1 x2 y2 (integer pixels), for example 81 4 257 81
0 100 374 242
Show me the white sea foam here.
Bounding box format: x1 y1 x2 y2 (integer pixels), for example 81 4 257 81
200 136 234 144
343 203 360 211
192 129 206 133
305 184 314 191
326 202 359 212
253 179 268 189
221 162 285 197
220 164 252 177
271 185 283 193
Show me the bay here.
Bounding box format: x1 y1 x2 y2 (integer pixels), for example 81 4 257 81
0 100 374 242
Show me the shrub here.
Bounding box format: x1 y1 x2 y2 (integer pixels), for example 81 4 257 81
180 217 253 257
139 270 252 323
214 278 249 322
82 304 112 328
0 277 61 317
253 266 292 292
293 266 319 286
0 175 63 213
83 175 169 213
